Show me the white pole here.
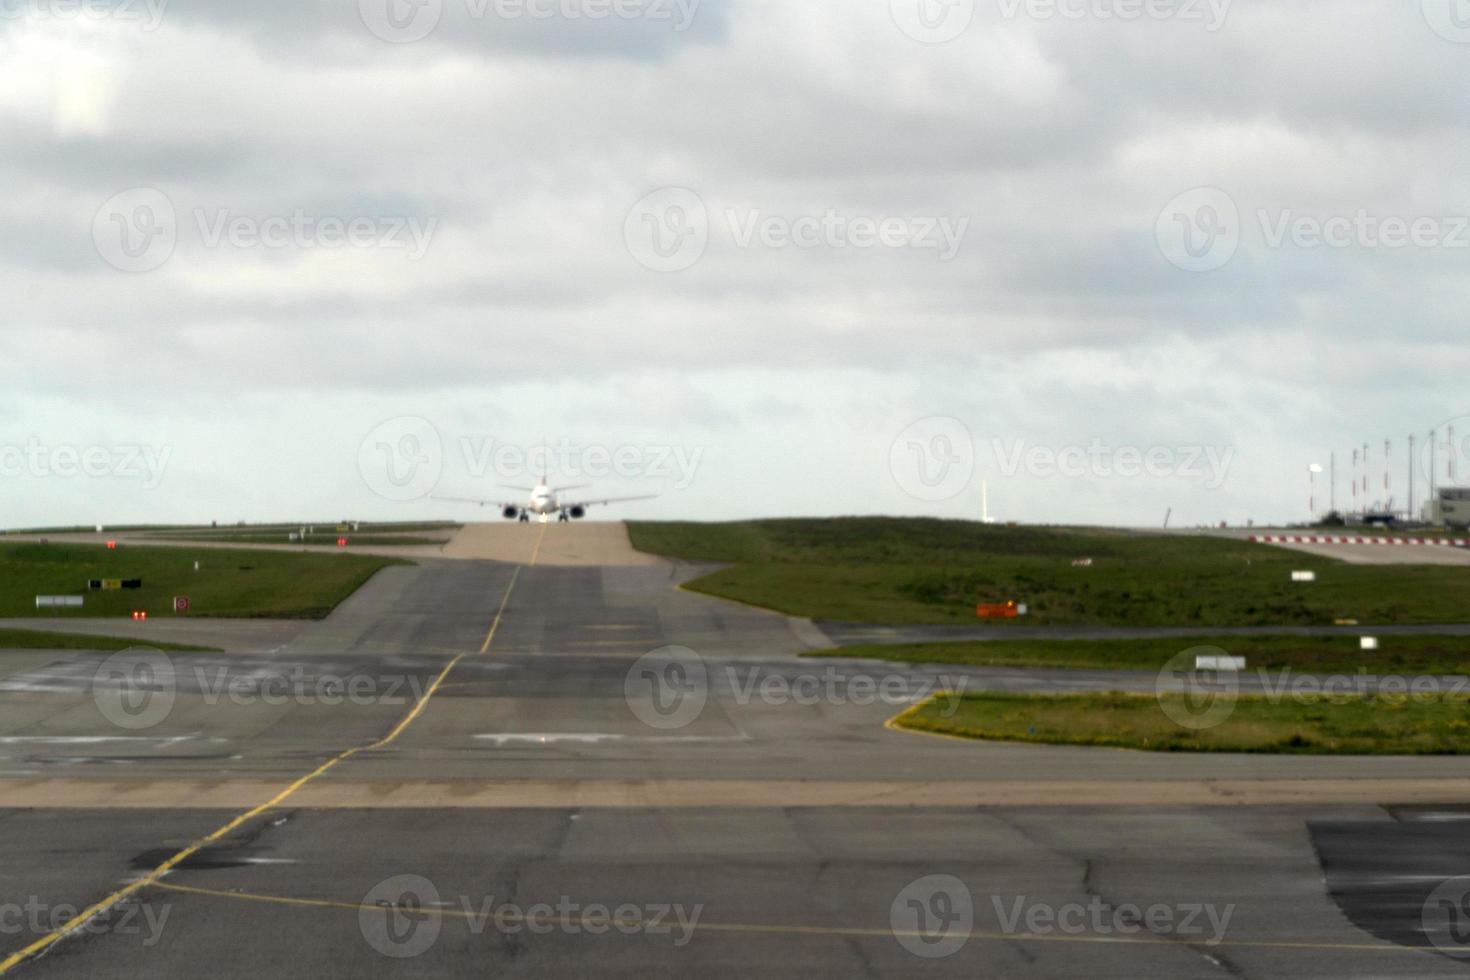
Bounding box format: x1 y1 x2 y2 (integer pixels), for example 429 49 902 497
1440 423 1452 484
1352 449 1359 514
1408 435 1415 520
1384 438 1391 507
1431 429 1438 506
1330 451 1336 513
1363 442 1370 508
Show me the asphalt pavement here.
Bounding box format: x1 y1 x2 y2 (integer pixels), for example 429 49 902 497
2 527 1469 977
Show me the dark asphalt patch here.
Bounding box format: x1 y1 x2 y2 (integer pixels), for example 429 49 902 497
1310 807 1470 963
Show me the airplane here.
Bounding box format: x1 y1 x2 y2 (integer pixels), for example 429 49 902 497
433 477 656 523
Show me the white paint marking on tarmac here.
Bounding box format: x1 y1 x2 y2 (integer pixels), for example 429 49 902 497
472 733 751 746
0 736 199 745
1402 812 1470 821
1366 874 1464 884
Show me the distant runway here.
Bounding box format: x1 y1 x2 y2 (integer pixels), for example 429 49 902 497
1206 527 1470 566
438 521 666 566
1 521 664 565
3 525 1470 976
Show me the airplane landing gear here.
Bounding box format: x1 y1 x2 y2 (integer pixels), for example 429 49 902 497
518 512 531 523
557 512 570 523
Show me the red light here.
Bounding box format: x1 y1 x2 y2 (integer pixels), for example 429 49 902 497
106 540 117 550
132 611 147 620
337 537 348 547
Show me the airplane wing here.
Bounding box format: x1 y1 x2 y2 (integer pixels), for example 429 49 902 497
552 484 590 493
559 494 659 510
431 494 523 509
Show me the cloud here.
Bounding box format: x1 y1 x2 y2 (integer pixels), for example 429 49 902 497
2 0 1467 525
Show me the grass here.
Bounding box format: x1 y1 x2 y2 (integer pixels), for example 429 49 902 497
0 542 407 619
897 691 1470 754
151 533 448 546
140 520 457 547
0 629 217 652
628 518 1470 627
812 634 1470 675
2 525 189 535
5 521 460 536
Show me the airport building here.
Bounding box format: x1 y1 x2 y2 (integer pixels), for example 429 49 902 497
1431 487 1470 527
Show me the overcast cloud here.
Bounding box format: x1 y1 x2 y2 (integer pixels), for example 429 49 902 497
3 0 1469 528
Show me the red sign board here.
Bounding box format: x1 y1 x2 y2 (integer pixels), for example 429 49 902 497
976 602 1019 619
174 596 190 613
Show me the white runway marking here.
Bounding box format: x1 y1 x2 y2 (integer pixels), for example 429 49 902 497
0 736 199 745
472 733 750 746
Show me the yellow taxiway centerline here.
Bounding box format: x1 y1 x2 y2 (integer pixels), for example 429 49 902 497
0 540 537 975
145 879 1440 956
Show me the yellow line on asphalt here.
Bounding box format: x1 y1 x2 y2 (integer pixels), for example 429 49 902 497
478 565 523 655
0 562 528 976
147 880 1435 955
528 520 547 567
883 693 984 745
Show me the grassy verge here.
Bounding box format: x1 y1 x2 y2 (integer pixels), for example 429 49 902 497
0 629 217 652
5 521 459 537
151 533 448 546
0 542 407 619
812 634 1470 675
628 518 1470 627
897 691 1470 754
139 521 456 547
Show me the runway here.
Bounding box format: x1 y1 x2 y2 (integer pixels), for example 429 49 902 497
1202 526 1470 566
2 526 1469 977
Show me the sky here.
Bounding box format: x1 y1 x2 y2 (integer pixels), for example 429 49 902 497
4 0 1470 529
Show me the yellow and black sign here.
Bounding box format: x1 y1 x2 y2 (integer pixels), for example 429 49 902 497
88 579 142 591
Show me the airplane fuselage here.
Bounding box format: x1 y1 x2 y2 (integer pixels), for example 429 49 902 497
527 484 557 517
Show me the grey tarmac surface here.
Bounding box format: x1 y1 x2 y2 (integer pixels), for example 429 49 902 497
2 526 1470 977
1198 526 1470 566
0 617 306 653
